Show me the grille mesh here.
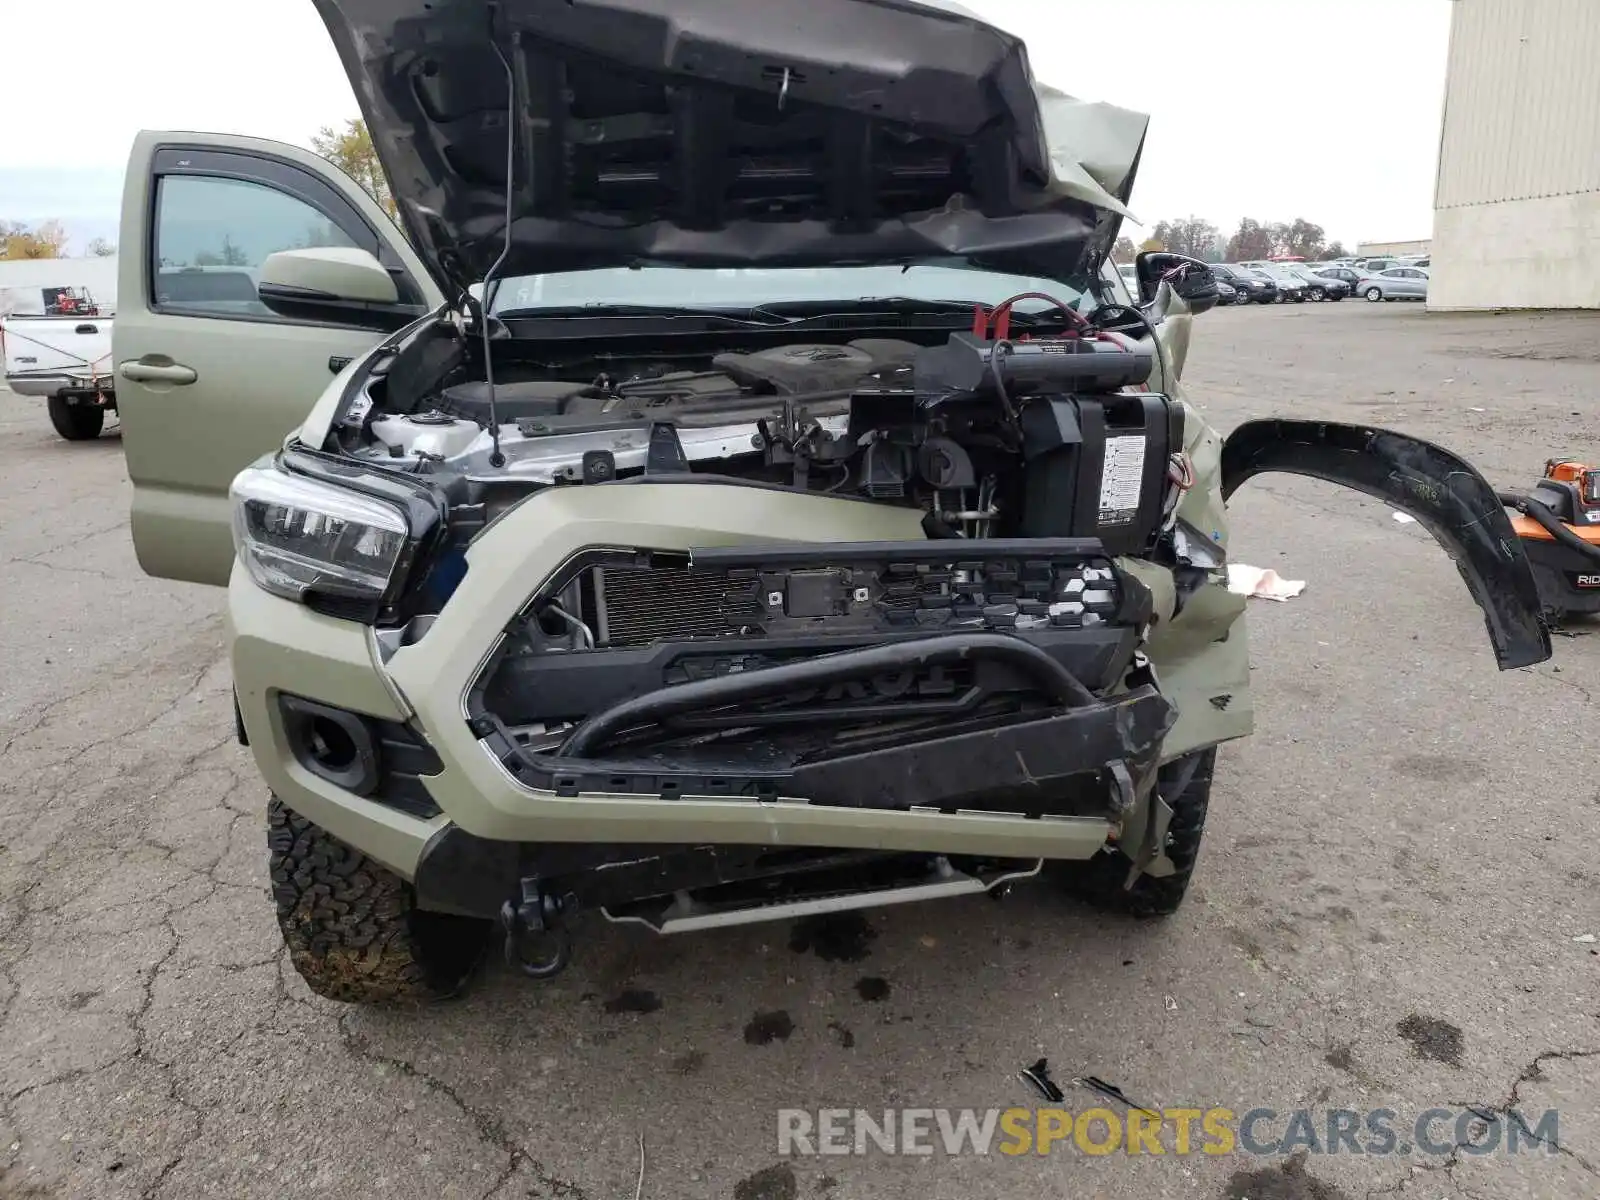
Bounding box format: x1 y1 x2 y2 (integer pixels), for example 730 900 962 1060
598 567 735 646
592 552 1121 648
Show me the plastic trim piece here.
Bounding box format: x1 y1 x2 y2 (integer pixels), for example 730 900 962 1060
557 631 1099 756
1221 419 1551 671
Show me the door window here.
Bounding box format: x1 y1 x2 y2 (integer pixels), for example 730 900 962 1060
152 174 360 318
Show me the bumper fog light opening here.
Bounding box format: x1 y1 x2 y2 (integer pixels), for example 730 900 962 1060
280 696 381 796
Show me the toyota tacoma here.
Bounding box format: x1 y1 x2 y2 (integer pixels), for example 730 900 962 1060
113 0 1551 1003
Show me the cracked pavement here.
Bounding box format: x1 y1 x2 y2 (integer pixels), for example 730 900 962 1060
1 303 1597 1200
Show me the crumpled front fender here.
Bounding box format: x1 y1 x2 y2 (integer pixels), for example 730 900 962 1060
1221 419 1551 671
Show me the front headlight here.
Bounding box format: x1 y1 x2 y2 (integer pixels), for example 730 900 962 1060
230 465 409 610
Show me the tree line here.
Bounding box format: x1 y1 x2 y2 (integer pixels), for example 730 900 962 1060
1114 216 1350 264
1 220 114 260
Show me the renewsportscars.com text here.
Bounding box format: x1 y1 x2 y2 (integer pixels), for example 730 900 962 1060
777 1107 1560 1158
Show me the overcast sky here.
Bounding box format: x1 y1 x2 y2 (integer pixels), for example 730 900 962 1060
3 0 1451 254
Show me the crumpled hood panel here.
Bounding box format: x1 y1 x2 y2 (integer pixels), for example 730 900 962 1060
312 0 1149 290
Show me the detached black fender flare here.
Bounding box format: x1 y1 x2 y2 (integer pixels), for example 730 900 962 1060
1221 420 1551 671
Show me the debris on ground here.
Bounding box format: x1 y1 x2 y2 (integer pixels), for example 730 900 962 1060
1392 511 1417 524
1574 933 1597 944
1227 564 1307 602
1075 1075 1160 1118
1019 1058 1065 1103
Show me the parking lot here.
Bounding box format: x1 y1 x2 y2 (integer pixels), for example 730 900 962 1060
1 300 1597 1200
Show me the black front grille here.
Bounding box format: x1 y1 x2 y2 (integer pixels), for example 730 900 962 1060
587 542 1125 649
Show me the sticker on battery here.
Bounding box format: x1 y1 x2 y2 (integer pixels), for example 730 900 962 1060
1098 435 1147 526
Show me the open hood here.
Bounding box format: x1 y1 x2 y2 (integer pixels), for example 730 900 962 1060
311 0 1148 292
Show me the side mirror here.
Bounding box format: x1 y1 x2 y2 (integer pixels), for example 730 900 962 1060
258 247 413 326
1135 251 1220 315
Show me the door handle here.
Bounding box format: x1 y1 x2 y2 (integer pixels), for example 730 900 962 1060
119 359 197 385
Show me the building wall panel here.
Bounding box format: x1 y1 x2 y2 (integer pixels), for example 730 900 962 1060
1430 193 1600 310
1436 0 1600 209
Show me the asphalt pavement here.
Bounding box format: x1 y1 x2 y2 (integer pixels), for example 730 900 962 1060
1 301 1597 1200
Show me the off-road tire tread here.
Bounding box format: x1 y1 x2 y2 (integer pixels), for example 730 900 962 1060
47 396 103 441
1058 748 1216 918
268 796 488 1003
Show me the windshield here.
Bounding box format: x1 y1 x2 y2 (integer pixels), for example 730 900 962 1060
488 264 1098 317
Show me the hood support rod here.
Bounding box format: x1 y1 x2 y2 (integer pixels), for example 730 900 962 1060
477 3 519 469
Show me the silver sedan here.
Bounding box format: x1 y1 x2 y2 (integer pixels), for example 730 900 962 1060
1360 267 1430 302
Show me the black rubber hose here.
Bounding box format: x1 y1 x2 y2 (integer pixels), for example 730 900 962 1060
559 632 1099 758
1499 491 1600 566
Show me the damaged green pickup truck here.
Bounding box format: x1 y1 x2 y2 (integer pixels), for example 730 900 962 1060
112 0 1550 1003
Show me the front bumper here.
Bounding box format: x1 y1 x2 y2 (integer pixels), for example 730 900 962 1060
230 483 1179 880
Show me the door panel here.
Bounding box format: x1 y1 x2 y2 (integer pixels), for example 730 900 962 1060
116 130 445 587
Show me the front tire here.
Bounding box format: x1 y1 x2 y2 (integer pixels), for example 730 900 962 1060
1054 748 1217 918
1310 287 1326 301
1365 286 1383 302
47 396 104 441
268 796 492 1004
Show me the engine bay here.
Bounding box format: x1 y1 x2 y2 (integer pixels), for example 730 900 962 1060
332 301 1192 562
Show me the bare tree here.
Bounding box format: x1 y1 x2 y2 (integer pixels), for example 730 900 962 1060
1268 218 1327 260
86 237 117 257
194 236 250 268
1225 218 1274 262
1150 216 1221 260
1113 236 1138 263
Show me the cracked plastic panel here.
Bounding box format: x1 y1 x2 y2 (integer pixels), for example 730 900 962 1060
1220 419 1551 671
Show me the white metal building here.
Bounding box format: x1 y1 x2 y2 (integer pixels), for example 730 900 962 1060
1356 239 1431 259
1430 0 1600 310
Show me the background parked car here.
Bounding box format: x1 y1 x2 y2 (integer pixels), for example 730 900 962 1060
1308 264 1365 294
1282 265 1348 301
1361 267 1430 302
1355 257 1405 274
1252 267 1308 302
1215 278 1239 305
1211 263 1278 304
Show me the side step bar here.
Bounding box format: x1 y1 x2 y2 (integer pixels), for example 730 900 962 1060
600 857 1043 935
